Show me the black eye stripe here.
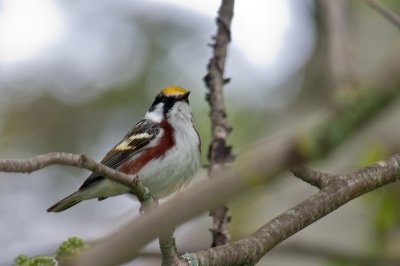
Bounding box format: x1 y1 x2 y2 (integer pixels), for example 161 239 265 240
149 95 164 111
163 97 175 115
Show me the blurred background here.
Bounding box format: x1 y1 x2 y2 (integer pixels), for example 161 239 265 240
1 0 400 265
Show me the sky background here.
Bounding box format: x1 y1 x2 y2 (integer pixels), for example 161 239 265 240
0 0 314 106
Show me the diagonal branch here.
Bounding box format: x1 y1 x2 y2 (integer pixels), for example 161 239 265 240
203 0 235 247
362 0 400 30
194 155 400 265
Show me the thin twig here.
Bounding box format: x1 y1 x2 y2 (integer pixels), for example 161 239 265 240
0 152 180 265
0 151 163 262
203 0 235 247
0 152 149 199
363 0 400 30
159 229 183 266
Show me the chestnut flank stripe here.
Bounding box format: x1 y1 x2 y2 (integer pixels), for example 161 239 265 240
119 120 175 174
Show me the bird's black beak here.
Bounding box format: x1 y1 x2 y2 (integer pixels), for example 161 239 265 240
177 91 190 101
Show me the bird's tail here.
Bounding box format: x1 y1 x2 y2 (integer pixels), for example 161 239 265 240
47 191 83 212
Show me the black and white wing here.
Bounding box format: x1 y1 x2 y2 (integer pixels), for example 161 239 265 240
79 119 160 189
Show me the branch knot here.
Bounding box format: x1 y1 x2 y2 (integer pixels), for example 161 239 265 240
78 153 88 168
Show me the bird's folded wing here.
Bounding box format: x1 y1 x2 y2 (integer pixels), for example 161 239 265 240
79 119 160 189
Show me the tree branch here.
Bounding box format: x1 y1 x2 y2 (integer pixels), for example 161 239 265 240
203 0 235 247
290 165 332 189
0 152 183 265
0 152 149 201
159 229 183 266
194 155 400 265
363 0 400 30
0 152 182 264
140 199 181 266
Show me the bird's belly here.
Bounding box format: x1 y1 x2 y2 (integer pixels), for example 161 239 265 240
137 143 200 198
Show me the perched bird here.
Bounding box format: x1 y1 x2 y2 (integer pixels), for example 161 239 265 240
47 86 200 212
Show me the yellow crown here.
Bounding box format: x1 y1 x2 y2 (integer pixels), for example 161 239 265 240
161 85 188 96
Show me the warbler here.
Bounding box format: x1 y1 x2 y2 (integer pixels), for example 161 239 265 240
47 86 201 212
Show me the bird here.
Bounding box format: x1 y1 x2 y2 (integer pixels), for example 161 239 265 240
47 86 201 212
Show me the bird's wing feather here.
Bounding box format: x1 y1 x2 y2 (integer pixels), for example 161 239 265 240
79 119 160 190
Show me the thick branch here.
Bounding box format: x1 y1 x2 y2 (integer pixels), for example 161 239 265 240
204 0 235 247
135 244 400 266
194 155 400 265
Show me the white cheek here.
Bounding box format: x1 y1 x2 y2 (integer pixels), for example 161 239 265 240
145 103 163 122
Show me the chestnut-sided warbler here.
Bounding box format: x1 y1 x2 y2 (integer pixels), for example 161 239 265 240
47 86 200 212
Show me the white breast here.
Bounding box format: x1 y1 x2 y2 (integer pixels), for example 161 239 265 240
138 116 200 197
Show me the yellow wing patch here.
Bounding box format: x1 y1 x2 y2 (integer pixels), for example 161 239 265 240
115 133 152 151
161 85 187 96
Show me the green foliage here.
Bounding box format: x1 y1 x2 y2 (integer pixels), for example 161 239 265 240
13 237 88 266
55 236 88 261
13 255 55 266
